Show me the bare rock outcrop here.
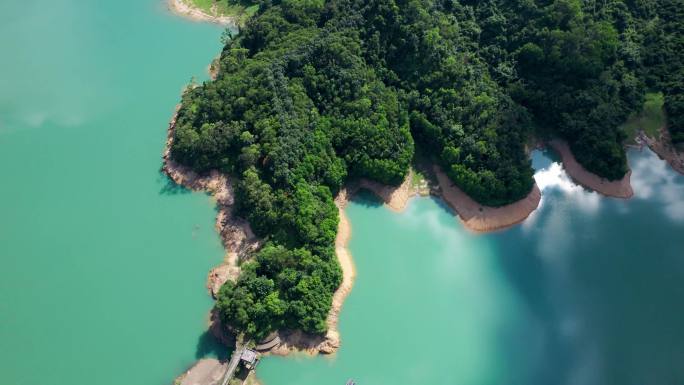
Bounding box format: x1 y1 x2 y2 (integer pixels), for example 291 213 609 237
163 107 259 299
641 129 684 175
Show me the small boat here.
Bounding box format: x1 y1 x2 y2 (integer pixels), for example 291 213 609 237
346 380 356 385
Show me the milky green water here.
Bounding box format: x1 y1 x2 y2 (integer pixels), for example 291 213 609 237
2 2 684 385
257 149 684 385
0 1 228 384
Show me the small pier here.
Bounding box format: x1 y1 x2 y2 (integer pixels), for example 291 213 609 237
213 336 352 385
219 347 260 385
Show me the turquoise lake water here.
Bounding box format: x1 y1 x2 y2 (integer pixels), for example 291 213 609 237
2 2 684 385
257 149 684 385
0 1 227 384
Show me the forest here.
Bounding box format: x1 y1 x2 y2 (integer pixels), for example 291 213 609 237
170 0 684 341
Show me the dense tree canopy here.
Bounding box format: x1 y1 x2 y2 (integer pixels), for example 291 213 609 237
638 0 684 143
170 0 684 339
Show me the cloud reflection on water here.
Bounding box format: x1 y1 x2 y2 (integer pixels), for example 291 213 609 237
533 161 601 214
521 156 602 264
519 148 684 385
630 149 684 222
530 148 684 224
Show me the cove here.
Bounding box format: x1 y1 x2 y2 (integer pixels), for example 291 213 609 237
0 1 228 384
256 148 684 385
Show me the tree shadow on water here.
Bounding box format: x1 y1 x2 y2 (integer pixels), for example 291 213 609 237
195 329 231 361
350 189 384 208
158 170 191 196
430 195 455 216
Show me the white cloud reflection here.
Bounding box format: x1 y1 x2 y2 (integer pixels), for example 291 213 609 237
630 149 684 222
522 159 602 239
533 161 601 214
0 105 88 135
520 155 609 267
528 148 684 225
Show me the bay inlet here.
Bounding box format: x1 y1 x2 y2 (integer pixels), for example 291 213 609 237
257 149 684 385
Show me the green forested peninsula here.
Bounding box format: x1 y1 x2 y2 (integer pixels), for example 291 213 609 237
170 0 684 340
641 0 684 143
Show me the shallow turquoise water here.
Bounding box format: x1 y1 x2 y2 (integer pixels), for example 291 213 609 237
257 149 684 385
0 1 227 384
2 2 684 385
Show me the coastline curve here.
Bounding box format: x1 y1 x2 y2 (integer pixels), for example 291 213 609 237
433 166 543 232
548 139 634 199
167 0 238 26
641 129 684 176
163 109 545 361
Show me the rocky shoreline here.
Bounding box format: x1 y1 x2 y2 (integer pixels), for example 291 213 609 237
163 106 260 301
639 129 684 176
164 96 546 351
167 0 237 25
163 105 348 361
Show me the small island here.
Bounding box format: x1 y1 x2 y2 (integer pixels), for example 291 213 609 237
165 0 684 383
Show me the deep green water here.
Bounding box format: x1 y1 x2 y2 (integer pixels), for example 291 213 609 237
2 2 684 385
257 149 684 385
0 1 227 384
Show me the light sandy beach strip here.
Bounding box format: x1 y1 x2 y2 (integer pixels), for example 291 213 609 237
549 139 633 199
433 166 542 232
168 0 236 25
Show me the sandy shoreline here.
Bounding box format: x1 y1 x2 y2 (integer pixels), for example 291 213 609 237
548 139 634 199
260 173 422 356
167 0 237 25
433 167 542 232
287 167 543 355
176 358 227 385
263 188 358 356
